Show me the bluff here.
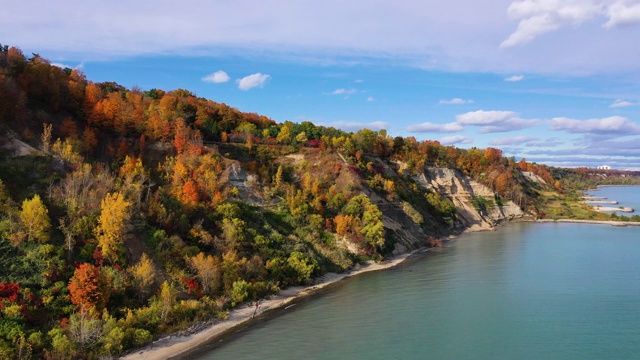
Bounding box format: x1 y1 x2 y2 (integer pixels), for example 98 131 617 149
0 44 571 359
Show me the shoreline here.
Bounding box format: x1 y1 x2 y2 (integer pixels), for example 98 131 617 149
535 219 640 226
120 248 425 360
120 218 639 359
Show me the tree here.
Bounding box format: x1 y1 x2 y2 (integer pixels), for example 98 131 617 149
187 252 221 295
67 308 104 350
276 126 291 144
129 253 156 301
19 194 51 243
94 192 130 263
59 217 75 260
287 251 317 284
68 263 110 311
41 123 53 153
157 281 176 323
273 165 283 189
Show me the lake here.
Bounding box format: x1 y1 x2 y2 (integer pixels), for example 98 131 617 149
190 222 640 359
586 185 640 213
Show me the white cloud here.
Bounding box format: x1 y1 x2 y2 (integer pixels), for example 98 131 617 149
549 116 640 134
501 0 603 48
202 70 230 83
505 75 524 82
439 98 474 105
605 2 640 28
610 99 635 108
367 96 375 102
490 135 539 146
332 88 357 95
456 110 538 133
456 110 516 125
406 122 464 133
440 135 473 145
355 79 364 83
328 121 388 132
237 73 270 90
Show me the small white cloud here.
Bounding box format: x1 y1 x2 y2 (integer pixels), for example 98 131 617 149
355 79 364 83
367 96 375 102
407 122 464 133
505 75 524 82
237 73 270 90
439 98 473 105
604 2 640 29
202 70 230 83
332 88 357 95
610 99 635 108
440 135 473 146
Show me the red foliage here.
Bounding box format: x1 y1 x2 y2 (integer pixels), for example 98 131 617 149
93 247 105 266
0 282 20 303
180 277 203 297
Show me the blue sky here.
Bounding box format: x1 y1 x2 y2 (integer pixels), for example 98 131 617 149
3 0 640 169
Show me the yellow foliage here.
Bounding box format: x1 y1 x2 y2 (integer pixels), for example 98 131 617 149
130 253 156 297
187 252 221 295
95 192 130 263
20 194 51 243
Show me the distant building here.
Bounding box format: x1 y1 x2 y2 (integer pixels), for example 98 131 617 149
597 165 611 170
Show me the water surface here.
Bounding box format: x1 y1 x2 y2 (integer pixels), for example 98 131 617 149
586 185 640 213
193 222 640 360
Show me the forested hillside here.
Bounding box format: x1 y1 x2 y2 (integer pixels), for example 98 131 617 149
1 44 638 359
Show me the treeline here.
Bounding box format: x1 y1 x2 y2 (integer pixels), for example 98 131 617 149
0 44 626 359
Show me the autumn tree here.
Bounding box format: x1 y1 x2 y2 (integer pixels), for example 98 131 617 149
157 281 177 323
273 165 283 189
19 194 51 243
187 252 221 295
94 192 130 263
129 253 156 301
68 263 110 311
67 308 104 351
276 125 291 144
41 123 52 153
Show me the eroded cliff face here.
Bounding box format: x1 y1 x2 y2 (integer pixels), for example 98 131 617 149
417 167 525 231
230 151 527 257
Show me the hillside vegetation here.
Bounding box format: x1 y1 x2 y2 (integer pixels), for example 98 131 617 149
1 44 639 359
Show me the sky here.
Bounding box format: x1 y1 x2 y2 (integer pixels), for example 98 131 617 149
2 0 640 169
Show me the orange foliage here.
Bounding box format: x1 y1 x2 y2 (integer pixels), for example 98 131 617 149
181 180 200 206
68 263 110 312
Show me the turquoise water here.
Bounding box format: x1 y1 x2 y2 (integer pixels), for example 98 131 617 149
191 222 640 360
586 185 640 213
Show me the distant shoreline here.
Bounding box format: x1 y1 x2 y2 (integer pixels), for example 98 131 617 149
535 219 640 226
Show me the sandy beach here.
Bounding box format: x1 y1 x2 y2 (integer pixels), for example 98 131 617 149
120 250 420 360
